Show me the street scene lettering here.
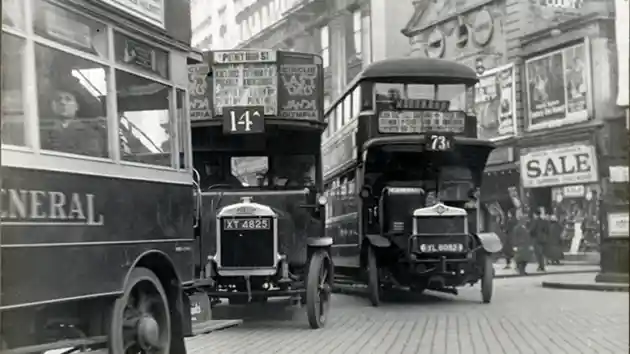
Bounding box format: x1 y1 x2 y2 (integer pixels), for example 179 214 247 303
378 110 466 134
0 189 104 225
525 153 591 178
279 64 319 120
520 144 598 188
213 50 278 116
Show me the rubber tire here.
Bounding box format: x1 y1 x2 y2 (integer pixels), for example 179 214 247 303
366 246 380 307
109 267 171 354
306 250 331 329
481 253 494 304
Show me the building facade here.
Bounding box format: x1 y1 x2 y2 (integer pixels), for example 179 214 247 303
230 0 413 102
191 0 239 50
402 0 624 259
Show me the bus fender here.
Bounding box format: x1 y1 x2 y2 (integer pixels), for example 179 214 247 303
365 234 391 248
307 237 333 247
475 232 503 254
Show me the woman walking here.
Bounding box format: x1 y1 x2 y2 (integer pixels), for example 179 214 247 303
513 214 534 275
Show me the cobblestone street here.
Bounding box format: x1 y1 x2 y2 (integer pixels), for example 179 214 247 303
186 274 629 354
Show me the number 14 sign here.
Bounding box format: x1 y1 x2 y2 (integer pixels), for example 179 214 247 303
426 134 454 152
222 106 265 134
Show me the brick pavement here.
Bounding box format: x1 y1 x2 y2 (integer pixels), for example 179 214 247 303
186 275 629 354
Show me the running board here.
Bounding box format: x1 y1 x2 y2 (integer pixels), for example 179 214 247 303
0 336 107 354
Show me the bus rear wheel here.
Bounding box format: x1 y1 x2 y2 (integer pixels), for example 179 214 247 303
109 267 171 353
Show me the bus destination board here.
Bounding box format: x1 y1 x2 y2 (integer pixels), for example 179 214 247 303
212 50 278 116
378 110 466 134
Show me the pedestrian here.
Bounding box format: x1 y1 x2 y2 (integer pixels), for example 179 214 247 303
529 210 547 272
489 213 507 266
502 210 516 269
513 214 534 275
547 214 564 265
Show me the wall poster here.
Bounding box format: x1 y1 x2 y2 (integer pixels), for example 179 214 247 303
473 63 517 140
525 40 591 131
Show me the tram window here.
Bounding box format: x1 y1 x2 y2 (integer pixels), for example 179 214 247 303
114 31 170 80
176 89 189 170
2 0 24 29
33 1 108 59
35 44 109 158
116 70 172 167
1 33 26 146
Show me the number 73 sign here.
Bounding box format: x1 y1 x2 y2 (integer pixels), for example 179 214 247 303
222 106 265 134
425 134 454 152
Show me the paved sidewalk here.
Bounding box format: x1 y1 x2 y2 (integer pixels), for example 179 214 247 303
541 273 629 292
494 262 599 278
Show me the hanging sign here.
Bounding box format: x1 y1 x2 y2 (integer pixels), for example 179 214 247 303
520 143 598 188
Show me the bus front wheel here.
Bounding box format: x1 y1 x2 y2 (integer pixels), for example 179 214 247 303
109 267 171 353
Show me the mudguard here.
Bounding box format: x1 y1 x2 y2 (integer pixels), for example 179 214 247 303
307 237 333 247
365 233 391 248
475 232 503 253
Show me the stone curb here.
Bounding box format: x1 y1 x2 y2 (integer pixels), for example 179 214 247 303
541 281 629 292
494 268 599 279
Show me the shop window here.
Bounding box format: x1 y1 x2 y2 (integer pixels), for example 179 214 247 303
35 43 110 158
33 0 108 59
114 31 170 80
1 33 26 146
116 70 173 167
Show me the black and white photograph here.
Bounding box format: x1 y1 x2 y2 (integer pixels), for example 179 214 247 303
1 1 628 353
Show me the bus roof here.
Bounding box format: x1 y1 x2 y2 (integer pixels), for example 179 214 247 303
354 57 479 86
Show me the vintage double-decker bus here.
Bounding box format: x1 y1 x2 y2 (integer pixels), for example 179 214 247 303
323 57 502 306
1 0 198 352
186 49 333 328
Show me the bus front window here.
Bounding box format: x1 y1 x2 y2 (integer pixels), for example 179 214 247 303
272 155 316 188
374 83 470 111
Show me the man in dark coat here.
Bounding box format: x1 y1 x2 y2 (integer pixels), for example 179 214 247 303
513 214 534 275
529 210 547 271
502 210 517 269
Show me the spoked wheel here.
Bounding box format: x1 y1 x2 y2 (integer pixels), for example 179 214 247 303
366 246 380 307
481 253 494 304
306 250 332 329
109 267 171 354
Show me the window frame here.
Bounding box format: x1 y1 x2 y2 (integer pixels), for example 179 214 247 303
1 0 192 184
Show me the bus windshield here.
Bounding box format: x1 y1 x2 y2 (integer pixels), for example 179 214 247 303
374 83 470 111
228 154 316 189
366 149 476 201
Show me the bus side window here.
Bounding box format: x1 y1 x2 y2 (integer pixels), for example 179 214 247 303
176 89 189 170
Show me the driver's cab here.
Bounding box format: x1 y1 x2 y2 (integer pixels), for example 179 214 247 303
359 143 482 237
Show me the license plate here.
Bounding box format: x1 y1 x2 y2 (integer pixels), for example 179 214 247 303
418 243 464 253
223 218 271 230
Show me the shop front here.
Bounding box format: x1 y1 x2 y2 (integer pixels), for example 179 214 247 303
520 141 601 254
480 145 521 232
